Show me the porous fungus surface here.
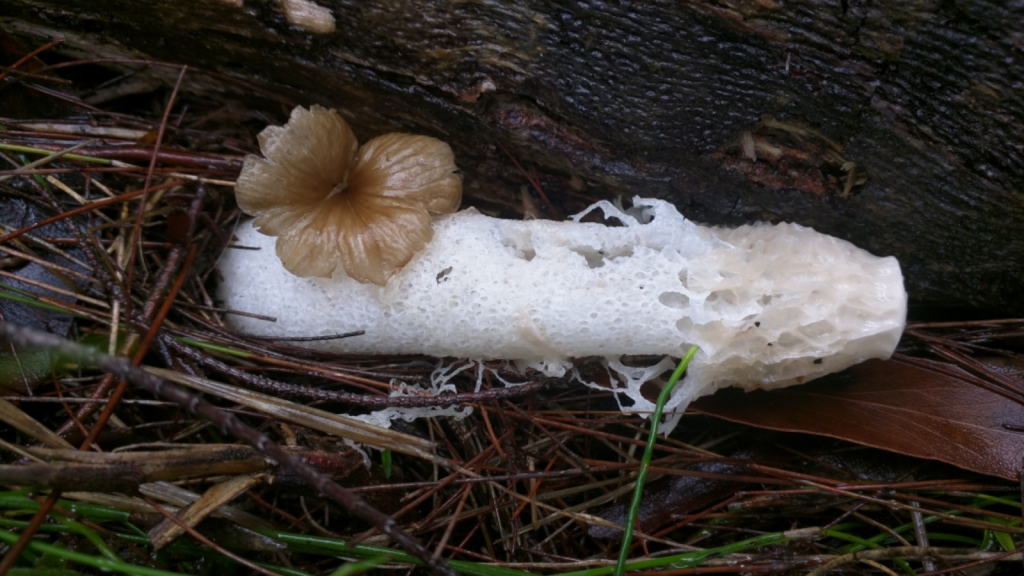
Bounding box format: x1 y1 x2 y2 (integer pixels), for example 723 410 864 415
220 198 906 419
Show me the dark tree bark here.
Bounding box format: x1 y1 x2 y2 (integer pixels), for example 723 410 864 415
2 0 1022 313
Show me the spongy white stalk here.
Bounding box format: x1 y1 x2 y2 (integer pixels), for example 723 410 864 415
220 197 906 422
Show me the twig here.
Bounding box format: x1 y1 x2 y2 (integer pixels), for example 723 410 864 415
909 499 937 573
167 337 550 408
0 182 180 245
806 546 984 576
0 38 63 82
52 185 206 439
79 245 197 449
0 139 97 183
0 322 458 576
125 65 187 323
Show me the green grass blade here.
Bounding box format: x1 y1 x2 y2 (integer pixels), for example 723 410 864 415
50 514 123 564
0 143 111 165
614 346 699 576
381 449 392 479
258 529 533 576
173 336 253 358
0 529 181 576
328 556 392 576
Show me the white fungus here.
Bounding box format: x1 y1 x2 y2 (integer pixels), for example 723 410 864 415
220 197 906 426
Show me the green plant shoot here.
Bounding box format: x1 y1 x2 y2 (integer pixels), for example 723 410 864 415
615 345 699 576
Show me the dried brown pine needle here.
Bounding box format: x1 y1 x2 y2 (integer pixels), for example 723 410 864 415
235 105 462 285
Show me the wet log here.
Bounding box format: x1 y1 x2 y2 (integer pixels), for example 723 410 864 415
1 0 1021 313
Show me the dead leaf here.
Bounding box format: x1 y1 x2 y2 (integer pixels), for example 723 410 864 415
588 453 756 540
148 473 266 550
691 359 1024 480
0 198 85 390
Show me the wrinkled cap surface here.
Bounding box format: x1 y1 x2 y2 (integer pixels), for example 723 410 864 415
234 105 462 285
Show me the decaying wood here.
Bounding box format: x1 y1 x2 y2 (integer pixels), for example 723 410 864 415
1 0 1022 313
3 445 364 493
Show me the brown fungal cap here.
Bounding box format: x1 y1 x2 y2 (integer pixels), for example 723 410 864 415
234 105 462 285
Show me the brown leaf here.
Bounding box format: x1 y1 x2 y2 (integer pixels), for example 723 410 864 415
0 198 83 391
691 358 1024 480
588 451 760 540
